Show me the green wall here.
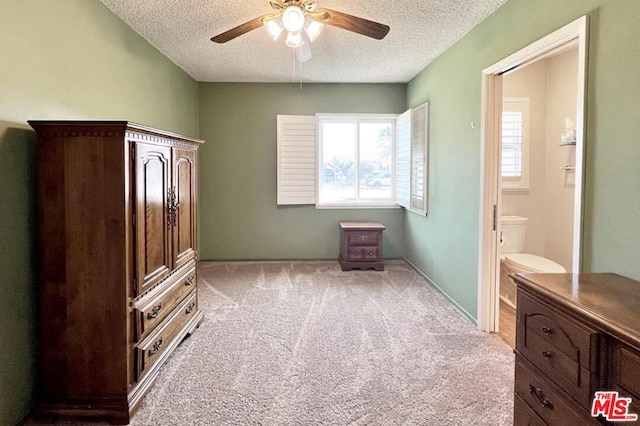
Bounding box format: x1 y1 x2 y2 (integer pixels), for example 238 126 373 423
0 1 198 424
198 83 406 260
406 0 640 319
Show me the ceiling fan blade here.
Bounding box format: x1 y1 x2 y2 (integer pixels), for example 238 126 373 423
211 15 271 43
314 8 390 40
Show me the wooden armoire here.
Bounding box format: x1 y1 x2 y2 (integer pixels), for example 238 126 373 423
29 121 204 424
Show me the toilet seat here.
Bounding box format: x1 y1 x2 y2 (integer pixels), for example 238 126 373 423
504 253 566 273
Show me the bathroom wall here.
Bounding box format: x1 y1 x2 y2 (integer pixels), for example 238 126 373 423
501 48 578 270
502 60 548 257
544 49 578 270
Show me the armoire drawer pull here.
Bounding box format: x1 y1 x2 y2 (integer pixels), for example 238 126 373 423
186 302 196 314
542 351 552 359
185 276 195 286
147 304 162 319
149 338 163 356
542 326 552 335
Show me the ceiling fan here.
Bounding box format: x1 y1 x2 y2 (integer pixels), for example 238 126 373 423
210 0 390 62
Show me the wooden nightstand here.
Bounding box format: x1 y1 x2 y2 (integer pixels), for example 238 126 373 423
338 222 385 271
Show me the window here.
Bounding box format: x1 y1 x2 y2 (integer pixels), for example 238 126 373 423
317 115 396 207
501 98 530 190
277 104 428 214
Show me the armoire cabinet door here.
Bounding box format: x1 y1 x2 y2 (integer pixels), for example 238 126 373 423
135 143 172 295
172 147 197 270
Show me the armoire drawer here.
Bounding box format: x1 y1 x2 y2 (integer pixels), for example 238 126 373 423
135 291 198 381
134 263 196 341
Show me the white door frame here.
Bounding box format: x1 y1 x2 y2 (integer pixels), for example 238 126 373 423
477 16 589 332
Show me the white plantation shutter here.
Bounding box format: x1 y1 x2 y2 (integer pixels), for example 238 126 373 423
501 98 530 189
277 115 317 205
396 110 411 209
410 103 428 215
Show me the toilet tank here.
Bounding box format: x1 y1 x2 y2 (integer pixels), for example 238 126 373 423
501 215 528 253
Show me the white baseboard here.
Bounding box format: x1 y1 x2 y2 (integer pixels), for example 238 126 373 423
403 257 477 325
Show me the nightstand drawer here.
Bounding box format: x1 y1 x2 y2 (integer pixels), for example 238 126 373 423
346 231 379 246
346 246 379 261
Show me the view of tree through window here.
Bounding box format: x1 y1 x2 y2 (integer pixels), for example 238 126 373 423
319 117 394 205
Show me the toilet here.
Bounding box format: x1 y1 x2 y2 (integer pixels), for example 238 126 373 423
499 215 566 307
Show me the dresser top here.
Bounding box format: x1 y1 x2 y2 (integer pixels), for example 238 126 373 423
513 272 640 351
339 221 385 230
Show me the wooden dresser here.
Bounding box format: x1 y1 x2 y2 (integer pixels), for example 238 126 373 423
338 222 385 271
30 121 204 424
512 273 640 425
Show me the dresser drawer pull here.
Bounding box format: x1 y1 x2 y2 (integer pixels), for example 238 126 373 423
185 276 195 286
528 385 554 409
542 351 552 359
186 302 196 314
147 304 162 319
542 326 553 335
368 252 374 256
149 338 163 356
360 235 368 241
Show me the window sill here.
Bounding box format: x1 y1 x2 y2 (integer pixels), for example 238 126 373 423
315 203 400 210
502 186 529 193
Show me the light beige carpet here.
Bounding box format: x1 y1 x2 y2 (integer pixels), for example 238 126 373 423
130 260 514 425
26 260 514 425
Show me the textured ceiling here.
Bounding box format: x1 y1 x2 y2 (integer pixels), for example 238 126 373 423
98 0 508 83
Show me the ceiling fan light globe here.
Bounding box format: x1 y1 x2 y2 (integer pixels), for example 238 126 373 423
285 31 304 48
263 16 284 40
282 6 305 32
303 16 324 42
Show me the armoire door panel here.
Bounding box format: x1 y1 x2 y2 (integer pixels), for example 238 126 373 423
135 143 172 295
172 148 197 270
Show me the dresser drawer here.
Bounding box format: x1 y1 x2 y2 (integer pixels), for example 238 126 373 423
611 342 640 417
517 292 598 407
515 358 596 426
134 264 196 341
135 291 198 381
514 394 547 426
346 231 379 246
345 246 379 261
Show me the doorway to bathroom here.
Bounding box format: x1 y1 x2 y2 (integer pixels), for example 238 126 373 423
476 16 589 339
